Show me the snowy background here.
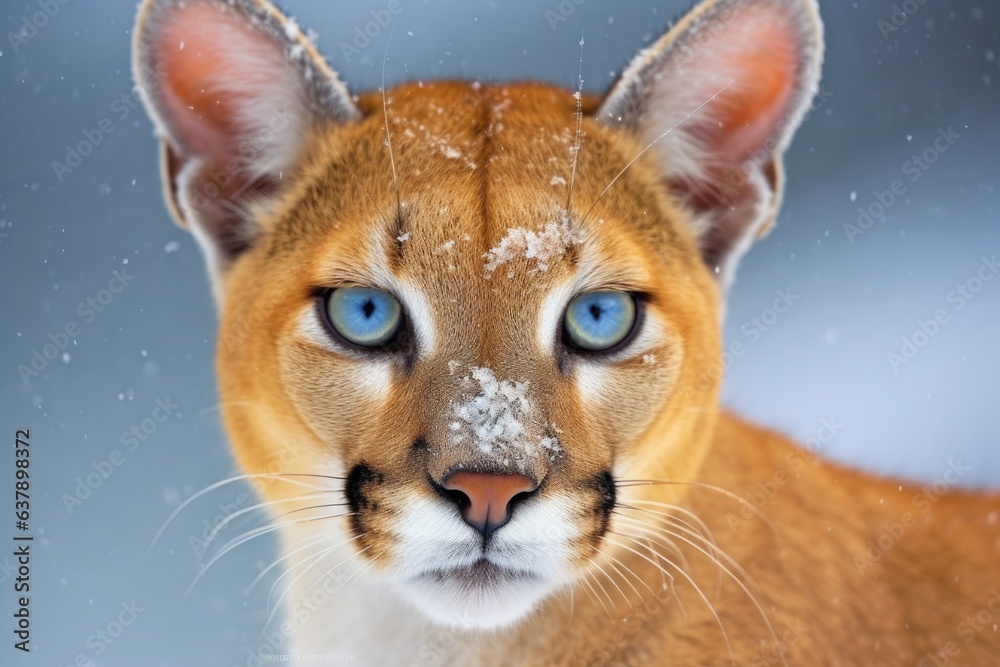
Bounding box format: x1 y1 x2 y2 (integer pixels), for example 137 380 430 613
1 0 998 664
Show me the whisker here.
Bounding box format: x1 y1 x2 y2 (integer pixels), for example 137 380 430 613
603 552 655 612
622 517 757 597
606 534 735 662
641 532 687 617
203 491 336 550
381 21 401 214
618 501 718 551
592 558 636 615
185 512 348 596
579 571 612 618
636 525 783 666
581 80 735 226
612 512 690 572
345 163 392 229
260 543 370 639
263 541 343 614
568 575 575 619
616 504 748 595
635 533 670 600
619 524 788 667
565 29 585 212
331 551 380 598
198 399 260 415
283 548 382 633
265 535 363 617
588 564 619 612
615 514 725 600
244 531 351 596
616 505 715 553
618 479 780 539
272 502 350 521
149 472 343 552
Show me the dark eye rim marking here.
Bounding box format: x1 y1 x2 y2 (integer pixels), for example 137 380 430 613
312 287 415 357
560 291 647 357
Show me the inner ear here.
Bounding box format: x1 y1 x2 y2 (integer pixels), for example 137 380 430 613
161 140 266 259
147 1 315 163
597 0 823 290
134 0 361 279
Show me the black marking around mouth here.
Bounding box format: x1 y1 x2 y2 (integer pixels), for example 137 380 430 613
594 470 617 535
345 462 382 536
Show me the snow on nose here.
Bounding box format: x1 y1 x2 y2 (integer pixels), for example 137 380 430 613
448 366 561 470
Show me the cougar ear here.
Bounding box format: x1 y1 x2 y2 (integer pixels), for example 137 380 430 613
598 0 823 290
132 0 361 283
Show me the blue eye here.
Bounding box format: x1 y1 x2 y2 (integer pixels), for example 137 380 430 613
563 291 637 352
324 287 403 348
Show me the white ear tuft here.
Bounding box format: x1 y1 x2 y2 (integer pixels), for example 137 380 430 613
598 0 824 290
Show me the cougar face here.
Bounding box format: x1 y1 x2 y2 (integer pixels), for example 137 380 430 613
134 0 822 630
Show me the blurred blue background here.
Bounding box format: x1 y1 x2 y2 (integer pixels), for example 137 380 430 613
1 0 998 664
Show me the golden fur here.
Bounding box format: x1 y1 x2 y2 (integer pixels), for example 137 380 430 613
134 0 1000 663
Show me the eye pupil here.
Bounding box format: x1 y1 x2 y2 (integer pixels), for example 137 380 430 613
589 305 603 321
362 299 376 318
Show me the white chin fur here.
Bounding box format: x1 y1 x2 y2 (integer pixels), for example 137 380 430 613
385 494 578 630
393 572 560 630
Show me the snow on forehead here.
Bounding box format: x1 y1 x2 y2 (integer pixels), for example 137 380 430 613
483 209 584 279
448 366 560 468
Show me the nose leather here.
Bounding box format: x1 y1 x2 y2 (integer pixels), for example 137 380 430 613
442 471 536 536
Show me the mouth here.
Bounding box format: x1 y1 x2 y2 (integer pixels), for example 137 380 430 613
398 558 553 629
415 559 538 587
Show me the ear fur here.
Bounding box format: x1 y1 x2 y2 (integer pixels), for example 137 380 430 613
132 0 361 285
598 0 824 290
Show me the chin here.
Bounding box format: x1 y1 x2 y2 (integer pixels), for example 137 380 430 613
395 560 562 630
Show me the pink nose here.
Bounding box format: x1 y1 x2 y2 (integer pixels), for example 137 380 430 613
442 471 536 537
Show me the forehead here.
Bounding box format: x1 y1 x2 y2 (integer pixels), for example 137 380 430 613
281 82 667 302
